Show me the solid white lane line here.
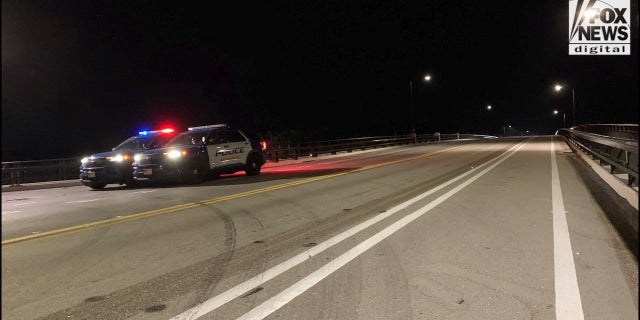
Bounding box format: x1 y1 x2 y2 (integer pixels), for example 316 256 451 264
66 199 101 204
234 140 528 320
2 211 22 214
170 140 528 320
551 140 585 320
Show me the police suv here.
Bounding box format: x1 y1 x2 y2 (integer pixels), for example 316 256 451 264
80 128 177 189
132 124 266 184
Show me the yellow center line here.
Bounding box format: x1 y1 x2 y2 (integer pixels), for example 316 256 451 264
2 144 468 245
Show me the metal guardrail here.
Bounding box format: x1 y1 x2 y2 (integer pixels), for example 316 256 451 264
2 133 493 186
2 158 80 186
557 125 638 187
572 123 638 140
263 133 493 162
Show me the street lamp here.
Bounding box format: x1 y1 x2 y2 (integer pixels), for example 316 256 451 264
554 84 576 127
480 105 493 135
409 74 432 137
503 124 511 136
553 109 566 127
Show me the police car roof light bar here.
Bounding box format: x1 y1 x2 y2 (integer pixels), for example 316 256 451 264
138 128 175 135
188 124 228 130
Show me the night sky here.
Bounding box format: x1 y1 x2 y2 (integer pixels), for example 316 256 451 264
2 1 638 161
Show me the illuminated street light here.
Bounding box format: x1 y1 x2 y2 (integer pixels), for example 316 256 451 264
479 104 494 135
409 73 433 140
553 108 566 127
503 124 512 136
554 83 576 127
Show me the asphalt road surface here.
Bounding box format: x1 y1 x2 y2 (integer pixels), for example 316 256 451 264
2 136 637 319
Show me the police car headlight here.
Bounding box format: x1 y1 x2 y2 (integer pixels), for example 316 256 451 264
110 154 125 162
133 154 142 162
166 150 183 159
81 157 89 164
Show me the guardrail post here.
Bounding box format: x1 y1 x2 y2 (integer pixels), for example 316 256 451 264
60 159 65 180
625 151 630 166
14 163 21 186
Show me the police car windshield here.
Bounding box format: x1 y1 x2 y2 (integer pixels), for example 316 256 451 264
166 131 209 146
113 135 157 151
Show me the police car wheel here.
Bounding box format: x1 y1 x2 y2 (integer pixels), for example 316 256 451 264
245 155 261 176
89 182 107 190
187 162 207 184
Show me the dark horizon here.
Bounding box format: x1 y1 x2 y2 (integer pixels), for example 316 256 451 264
2 1 638 161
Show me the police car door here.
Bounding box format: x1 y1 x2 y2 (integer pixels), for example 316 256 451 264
220 129 249 166
205 130 233 169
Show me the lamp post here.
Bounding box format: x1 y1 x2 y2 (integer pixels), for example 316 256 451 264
409 74 432 140
554 84 576 127
483 105 492 135
503 125 511 137
553 109 566 127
